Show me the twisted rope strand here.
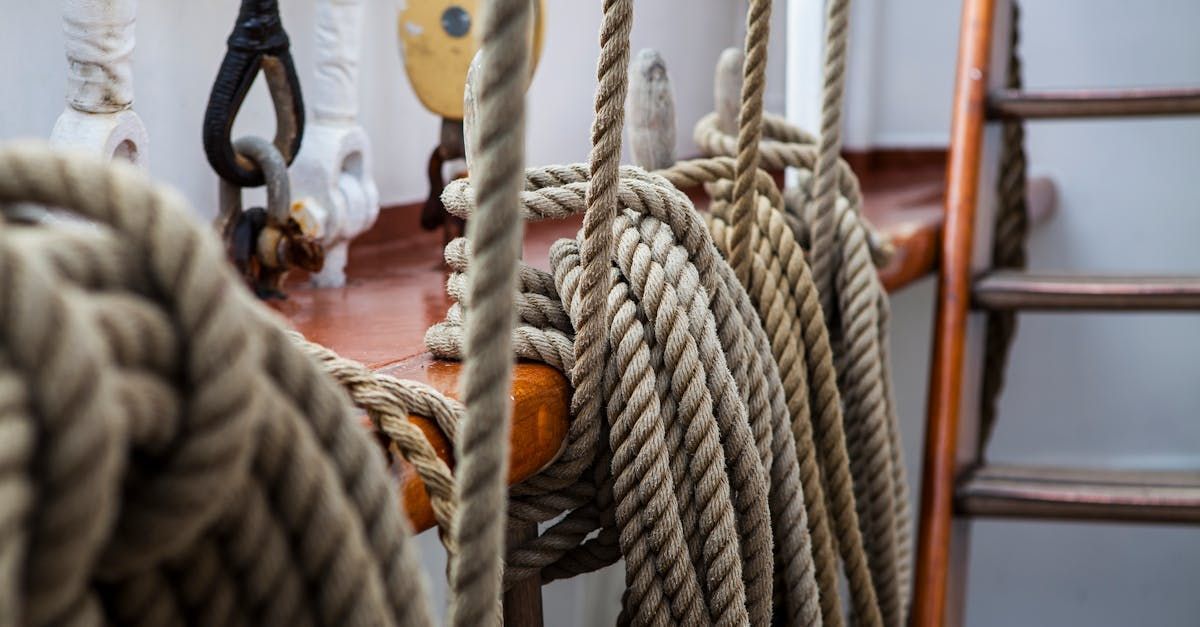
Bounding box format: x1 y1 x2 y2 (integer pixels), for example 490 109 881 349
447 0 531 623
808 0 852 316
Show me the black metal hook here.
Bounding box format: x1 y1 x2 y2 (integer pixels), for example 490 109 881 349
203 0 305 188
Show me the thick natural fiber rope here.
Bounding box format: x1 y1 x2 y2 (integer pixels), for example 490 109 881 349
424 5 785 625
807 0 852 317
723 0 862 623
447 0 530 623
293 336 463 542
727 0 772 289
566 0 634 510
694 2 913 618
672 157 882 627
412 0 899 624
430 164 800 625
783 166 911 627
978 0 1029 457
0 142 438 627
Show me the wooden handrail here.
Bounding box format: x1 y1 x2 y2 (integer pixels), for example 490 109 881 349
278 168 947 534
372 354 569 532
912 0 998 625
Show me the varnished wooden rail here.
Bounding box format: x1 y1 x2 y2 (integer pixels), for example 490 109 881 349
277 168 947 534
374 354 569 532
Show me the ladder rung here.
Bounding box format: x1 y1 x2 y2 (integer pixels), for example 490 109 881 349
956 464 1200 524
972 271 1200 311
987 88 1200 120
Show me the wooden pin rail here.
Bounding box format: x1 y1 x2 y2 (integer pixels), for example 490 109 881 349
276 162 947 533
973 271 1200 311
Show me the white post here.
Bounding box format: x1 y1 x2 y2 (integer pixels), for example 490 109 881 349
784 0 823 188
290 0 381 288
50 0 148 165
627 49 677 171
784 0 824 134
786 0 879 151
842 0 879 150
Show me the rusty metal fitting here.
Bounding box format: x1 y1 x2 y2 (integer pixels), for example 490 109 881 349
218 135 323 299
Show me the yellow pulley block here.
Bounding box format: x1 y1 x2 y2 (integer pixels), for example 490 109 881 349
398 1 546 120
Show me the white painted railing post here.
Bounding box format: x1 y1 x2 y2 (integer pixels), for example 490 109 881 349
51 0 148 165
290 0 381 288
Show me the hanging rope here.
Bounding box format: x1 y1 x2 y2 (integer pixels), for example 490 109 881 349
445 0 530 624
978 0 1029 457
806 0 852 318
2 0 920 623
425 0 915 624
430 162 793 624
718 2 859 624
674 157 880 627
691 0 913 623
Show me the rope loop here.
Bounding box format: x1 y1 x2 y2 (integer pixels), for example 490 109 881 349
202 0 305 188
431 163 784 625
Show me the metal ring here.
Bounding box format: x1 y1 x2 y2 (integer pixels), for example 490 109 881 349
217 136 293 235
203 0 305 188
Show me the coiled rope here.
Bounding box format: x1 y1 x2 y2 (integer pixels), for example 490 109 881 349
427 0 915 624
691 0 913 622
1 0 917 623
0 143 438 627
1 0 530 624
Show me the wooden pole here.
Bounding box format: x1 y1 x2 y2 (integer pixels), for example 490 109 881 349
911 0 998 624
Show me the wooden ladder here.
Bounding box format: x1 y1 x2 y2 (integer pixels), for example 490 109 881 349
912 1 1200 624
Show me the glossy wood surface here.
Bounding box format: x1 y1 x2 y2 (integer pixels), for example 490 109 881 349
987 87 1200 120
275 163 946 535
368 354 569 532
973 271 1200 311
956 464 1200 524
912 1 998 625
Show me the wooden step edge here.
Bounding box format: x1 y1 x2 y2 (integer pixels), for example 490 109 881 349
955 464 1200 524
972 271 1200 311
987 87 1200 120
374 354 571 533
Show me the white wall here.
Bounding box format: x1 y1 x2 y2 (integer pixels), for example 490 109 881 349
835 1 1200 625
0 0 743 218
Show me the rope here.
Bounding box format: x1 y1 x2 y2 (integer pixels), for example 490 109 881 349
728 0 772 288
807 0 852 317
0 142 436 627
722 0 863 623
431 163 792 624
692 0 913 620
0 0 921 624
447 0 530 623
978 0 1029 457
673 157 880 627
